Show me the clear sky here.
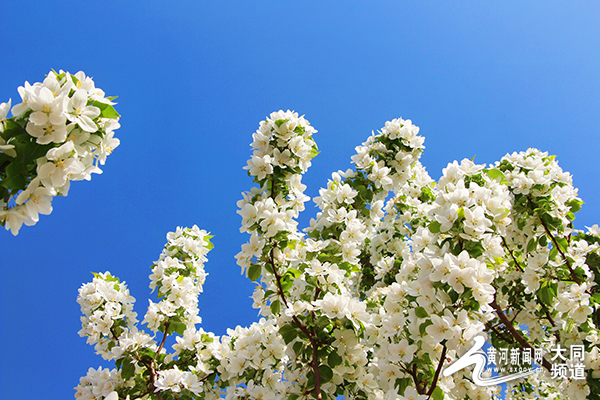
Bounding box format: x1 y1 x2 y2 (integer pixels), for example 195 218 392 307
1 1 599 398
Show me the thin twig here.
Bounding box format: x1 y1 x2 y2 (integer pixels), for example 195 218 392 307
156 321 170 356
509 308 523 324
486 321 514 346
539 219 581 285
426 345 447 399
267 175 322 400
501 237 524 272
491 298 552 371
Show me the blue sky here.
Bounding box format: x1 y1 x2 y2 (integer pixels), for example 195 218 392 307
1 1 599 398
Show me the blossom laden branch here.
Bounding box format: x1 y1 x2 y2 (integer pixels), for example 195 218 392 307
0 70 121 235
490 298 553 372
74 112 600 400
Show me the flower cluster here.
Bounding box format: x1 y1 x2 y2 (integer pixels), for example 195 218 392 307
218 318 288 399
77 272 138 360
77 112 600 400
74 367 124 400
0 70 120 235
143 225 212 333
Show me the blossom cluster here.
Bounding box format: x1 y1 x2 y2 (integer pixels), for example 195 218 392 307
74 367 124 400
0 70 120 235
143 225 212 333
76 112 600 400
77 272 139 361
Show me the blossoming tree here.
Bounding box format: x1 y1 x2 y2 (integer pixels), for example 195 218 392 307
76 111 599 400
0 70 120 234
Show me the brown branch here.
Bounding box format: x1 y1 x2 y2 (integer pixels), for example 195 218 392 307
148 360 163 400
567 222 573 245
311 320 322 400
538 215 581 285
491 298 552 371
509 308 523 324
398 361 423 394
269 239 321 398
544 310 556 328
501 237 524 272
135 356 158 399
398 362 423 394
156 321 170 356
266 175 323 399
426 345 447 399
543 309 561 343
413 364 424 394
270 246 289 307
486 321 514 346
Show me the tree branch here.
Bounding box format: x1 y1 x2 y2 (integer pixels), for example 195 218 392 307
485 321 515 347
490 298 552 371
156 321 170 356
539 218 581 285
501 237 524 272
426 345 447 399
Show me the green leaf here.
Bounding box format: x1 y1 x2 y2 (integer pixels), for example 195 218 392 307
588 374 600 398
328 351 343 368
566 199 584 213
94 101 120 119
549 245 558 261
431 386 445 400
526 238 537 253
537 285 555 307
419 186 436 202
286 268 301 279
280 278 293 292
274 119 288 128
556 237 568 252
419 320 433 336
247 264 261 282
104 274 119 282
448 289 459 304
310 144 320 158
21 140 54 162
396 378 412 396
5 160 24 177
279 323 298 344
428 221 441 234
121 358 136 380
292 341 304 356
485 168 506 182
0 170 26 190
270 300 281 315
463 240 484 259
318 365 333 383
167 320 186 336
415 307 428 318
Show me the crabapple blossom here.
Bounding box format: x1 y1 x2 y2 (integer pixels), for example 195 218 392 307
1 70 120 235
76 112 599 400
